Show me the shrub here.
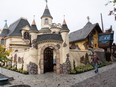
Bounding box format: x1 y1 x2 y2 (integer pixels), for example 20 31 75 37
70 61 112 74
70 64 94 74
6 66 12 70
11 67 17 71
98 61 112 68
22 70 29 74
70 69 77 74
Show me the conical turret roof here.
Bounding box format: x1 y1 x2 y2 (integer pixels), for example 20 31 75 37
41 4 53 19
4 20 8 29
61 19 70 32
30 19 38 33
0 20 9 37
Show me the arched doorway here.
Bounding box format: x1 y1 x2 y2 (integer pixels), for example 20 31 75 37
44 47 53 73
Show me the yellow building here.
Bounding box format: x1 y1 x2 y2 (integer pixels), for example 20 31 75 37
69 22 102 50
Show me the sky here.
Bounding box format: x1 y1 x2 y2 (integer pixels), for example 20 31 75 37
0 0 116 42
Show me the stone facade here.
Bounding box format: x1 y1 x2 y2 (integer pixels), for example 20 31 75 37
0 4 70 74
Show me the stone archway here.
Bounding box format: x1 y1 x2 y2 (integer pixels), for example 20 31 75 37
40 44 60 74
44 47 53 73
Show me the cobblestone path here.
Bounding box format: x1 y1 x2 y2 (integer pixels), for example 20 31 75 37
0 62 116 87
72 65 116 87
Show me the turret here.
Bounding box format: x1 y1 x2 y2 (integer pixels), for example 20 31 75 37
30 17 38 42
61 18 70 63
0 20 9 37
41 4 53 28
0 20 9 46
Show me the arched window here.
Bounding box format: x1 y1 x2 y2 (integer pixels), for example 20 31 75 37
44 18 49 25
1 38 5 45
24 32 29 39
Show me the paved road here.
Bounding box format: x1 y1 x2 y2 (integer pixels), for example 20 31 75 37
72 66 116 87
0 62 116 87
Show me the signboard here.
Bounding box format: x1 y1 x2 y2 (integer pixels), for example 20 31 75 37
98 33 114 48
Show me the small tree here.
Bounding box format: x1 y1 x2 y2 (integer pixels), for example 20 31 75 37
106 0 116 20
114 0 116 3
0 45 10 66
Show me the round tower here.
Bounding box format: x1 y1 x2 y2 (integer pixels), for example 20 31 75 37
29 17 38 43
60 18 70 63
41 4 53 28
0 20 9 48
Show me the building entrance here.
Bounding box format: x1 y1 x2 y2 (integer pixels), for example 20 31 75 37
44 47 53 73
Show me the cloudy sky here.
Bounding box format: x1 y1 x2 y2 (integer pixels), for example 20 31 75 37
0 0 116 42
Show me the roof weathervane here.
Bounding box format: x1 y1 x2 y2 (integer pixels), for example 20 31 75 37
33 15 35 19
4 20 8 29
45 0 48 3
4 20 7 23
87 16 90 22
32 15 36 25
63 15 65 19
63 15 66 24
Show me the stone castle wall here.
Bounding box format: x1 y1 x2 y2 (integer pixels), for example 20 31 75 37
10 48 38 71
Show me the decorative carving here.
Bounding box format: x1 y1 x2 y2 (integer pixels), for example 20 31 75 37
18 57 21 64
63 42 67 47
27 62 38 74
61 56 71 74
32 39 38 49
14 54 17 63
56 44 60 49
51 23 61 28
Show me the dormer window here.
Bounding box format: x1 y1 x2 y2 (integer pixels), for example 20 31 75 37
24 32 30 39
44 18 49 25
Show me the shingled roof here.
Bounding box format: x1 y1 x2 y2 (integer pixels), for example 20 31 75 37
61 19 70 32
41 4 53 19
7 18 30 36
37 34 63 43
0 29 9 37
30 19 38 33
69 22 102 42
0 20 9 37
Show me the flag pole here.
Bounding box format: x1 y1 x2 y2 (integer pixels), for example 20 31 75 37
100 13 104 33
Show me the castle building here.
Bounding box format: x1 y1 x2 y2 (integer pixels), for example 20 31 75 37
0 3 70 74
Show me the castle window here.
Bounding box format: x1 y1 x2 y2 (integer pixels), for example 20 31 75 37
24 32 29 39
95 44 97 47
1 38 5 45
52 32 55 34
44 18 48 25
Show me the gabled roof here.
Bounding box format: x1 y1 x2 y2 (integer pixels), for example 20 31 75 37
37 34 63 43
7 18 30 36
41 4 53 19
69 22 102 42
